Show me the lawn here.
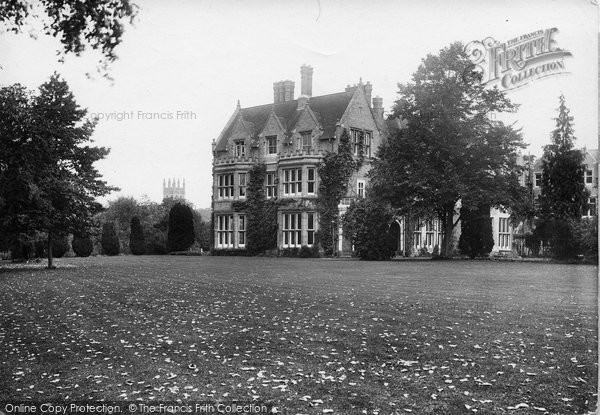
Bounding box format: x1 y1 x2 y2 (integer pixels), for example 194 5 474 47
0 256 597 414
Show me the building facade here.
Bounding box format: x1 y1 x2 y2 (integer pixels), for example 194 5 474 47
211 66 598 257
211 65 387 253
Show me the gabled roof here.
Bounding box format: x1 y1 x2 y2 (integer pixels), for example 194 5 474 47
214 90 354 152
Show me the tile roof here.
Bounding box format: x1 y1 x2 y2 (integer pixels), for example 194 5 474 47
214 91 354 152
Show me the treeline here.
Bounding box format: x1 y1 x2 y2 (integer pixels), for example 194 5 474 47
1 197 210 260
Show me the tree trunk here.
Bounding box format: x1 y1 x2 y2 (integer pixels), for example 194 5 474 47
404 212 413 257
47 231 54 269
440 204 457 258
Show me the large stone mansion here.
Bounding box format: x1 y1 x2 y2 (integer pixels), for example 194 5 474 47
211 66 598 256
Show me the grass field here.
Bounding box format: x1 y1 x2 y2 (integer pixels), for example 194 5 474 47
0 256 597 414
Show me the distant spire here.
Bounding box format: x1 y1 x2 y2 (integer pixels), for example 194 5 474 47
237 99 241 109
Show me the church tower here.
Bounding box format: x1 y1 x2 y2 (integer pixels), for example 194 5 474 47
163 178 186 200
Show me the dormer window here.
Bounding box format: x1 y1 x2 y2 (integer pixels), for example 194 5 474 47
300 131 312 152
266 136 277 155
235 141 246 158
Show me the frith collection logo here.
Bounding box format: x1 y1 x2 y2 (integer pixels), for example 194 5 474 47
465 28 572 90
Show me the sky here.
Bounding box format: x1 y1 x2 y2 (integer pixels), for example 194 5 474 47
0 0 598 208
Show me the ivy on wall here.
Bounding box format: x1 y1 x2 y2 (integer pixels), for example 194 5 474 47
315 129 357 256
245 163 278 254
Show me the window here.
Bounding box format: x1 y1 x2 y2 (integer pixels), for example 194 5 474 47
283 213 302 248
498 218 510 249
350 128 372 157
301 131 312 152
238 215 246 247
238 173 247 198
266 172 277 198
587 198 596 216
585 169 593 184
216 215 233 248
534 173 542 187
351 128 362 156
363 131 372 158
307 168 316 194
235 141 245 158
307 213 315 246
357 180 365 198
267 136 277 155
283 168 302 196
413 231 422 248
217 174 234 199
425 220 435 247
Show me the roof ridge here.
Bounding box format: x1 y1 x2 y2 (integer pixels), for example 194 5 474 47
239 90 352 110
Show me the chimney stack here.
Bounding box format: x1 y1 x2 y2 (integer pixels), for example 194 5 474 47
372 96 384 119
364 82 373 108
274 80 295 103
283 80 295 102
300 64 313 98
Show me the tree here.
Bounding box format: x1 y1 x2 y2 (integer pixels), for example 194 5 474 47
167 203 195 252
342 197 396 260
101 221 120 256
316 129 356 256
51 234 69 258
0 75 117 268
129 216 145 255
192 210 211 252
245 164 277 255
533 95 589 259
0 0 137 72
72 234 93 257
369 42 526 258
458 203 494 258
97 196 140 253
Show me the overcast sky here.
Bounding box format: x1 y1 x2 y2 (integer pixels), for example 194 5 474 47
0 0 597 208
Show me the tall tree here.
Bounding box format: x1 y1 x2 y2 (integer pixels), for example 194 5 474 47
534 95 589 258
369 42 526 257
0 75 117 267
0 0 137 72
167 203 195 252
101 221 120 256
129 216 145 255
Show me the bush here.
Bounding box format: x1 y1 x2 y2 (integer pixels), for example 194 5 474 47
571 216 598 262
10 234 35 261
72 235 93 257
35 238 47 258
280 247 300 257
418 247 430 257
51 234 69 258
533 217 579 259
458 204 495 259
167 203 195 252
101 222 120 256
342 198 396 260
146 231 168 254
129 216 146 255
210 248 248 256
